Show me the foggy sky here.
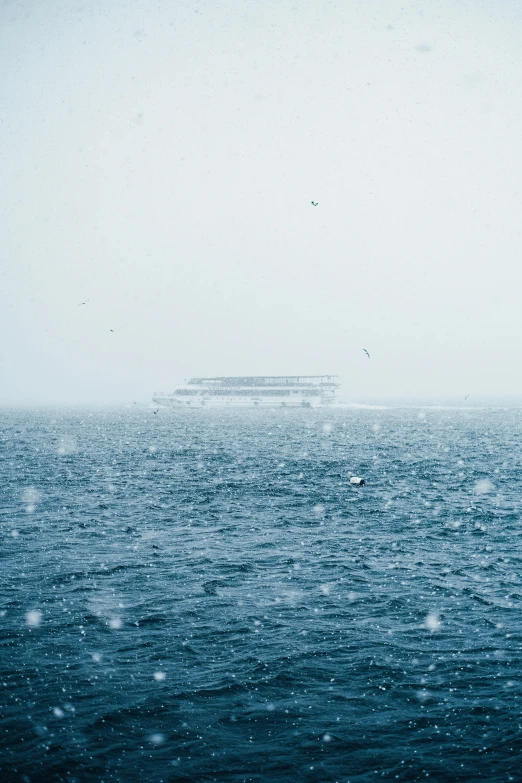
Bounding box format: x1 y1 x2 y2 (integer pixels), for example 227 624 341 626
2 0 522 404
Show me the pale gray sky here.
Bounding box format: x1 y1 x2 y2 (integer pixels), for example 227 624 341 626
1 0 522 403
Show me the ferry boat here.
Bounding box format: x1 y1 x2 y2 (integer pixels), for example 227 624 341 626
153 376 340 408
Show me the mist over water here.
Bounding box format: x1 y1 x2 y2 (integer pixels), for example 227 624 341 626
2 406 522 782
2 0 522 402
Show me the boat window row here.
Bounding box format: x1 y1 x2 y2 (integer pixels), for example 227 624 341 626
174 388 327 396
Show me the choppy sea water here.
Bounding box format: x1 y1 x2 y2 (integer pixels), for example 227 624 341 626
2 406 522 783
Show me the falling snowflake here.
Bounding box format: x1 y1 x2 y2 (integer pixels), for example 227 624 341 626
25 610 42 627
424 613 441 632
474 479 494 495
147 733 165 744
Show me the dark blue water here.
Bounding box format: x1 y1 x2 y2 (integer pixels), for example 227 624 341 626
2 406 522 782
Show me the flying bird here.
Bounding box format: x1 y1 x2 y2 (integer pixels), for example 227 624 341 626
77 299 90 306
311 201 318 206
464 394 469 400
363 349 370 359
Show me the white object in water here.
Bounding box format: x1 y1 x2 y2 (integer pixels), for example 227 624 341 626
350 477 365 486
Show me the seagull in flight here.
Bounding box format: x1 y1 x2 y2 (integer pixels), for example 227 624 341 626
77 299 90 306
311 201 318 206
363 349 370 359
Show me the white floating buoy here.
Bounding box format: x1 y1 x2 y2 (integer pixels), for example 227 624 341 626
350 476 365 486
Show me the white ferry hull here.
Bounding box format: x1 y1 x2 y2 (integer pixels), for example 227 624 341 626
152 396 331 408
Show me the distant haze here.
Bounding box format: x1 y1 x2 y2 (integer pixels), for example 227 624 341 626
2 0 522 404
